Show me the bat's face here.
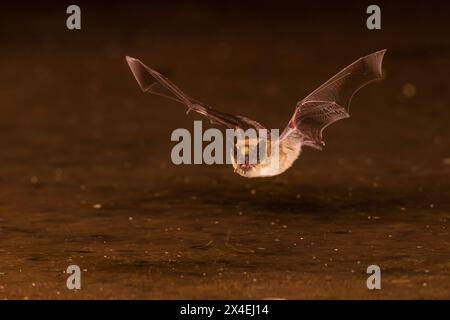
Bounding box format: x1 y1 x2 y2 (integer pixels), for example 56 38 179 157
231 137 274 178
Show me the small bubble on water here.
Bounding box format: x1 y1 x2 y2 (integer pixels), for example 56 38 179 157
30 176 39 185
54 169 63 182
402 83 416 98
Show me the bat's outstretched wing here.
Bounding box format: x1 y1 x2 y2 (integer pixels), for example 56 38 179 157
126 56 264 130
281 50 386 150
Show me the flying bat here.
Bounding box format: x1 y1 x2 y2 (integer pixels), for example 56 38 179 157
126 50 386 178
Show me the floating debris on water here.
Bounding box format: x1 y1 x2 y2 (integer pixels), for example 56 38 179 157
190 240 214 250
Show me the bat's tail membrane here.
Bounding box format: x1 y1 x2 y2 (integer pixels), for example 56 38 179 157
125 56 198 107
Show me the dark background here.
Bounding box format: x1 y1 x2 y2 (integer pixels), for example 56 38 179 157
0 1 449 299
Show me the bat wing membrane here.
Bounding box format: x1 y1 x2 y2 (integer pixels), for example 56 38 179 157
282 50 386 149
126 56 264 130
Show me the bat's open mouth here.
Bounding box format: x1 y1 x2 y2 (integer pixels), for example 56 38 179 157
239 163 252 171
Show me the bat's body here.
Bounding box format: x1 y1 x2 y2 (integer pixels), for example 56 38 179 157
126 50 386 178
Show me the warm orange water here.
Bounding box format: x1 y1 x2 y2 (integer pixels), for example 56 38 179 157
0 2 449 299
